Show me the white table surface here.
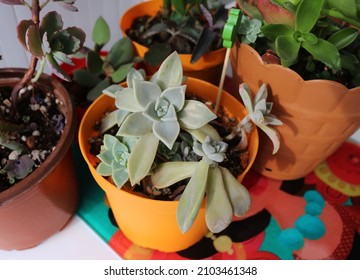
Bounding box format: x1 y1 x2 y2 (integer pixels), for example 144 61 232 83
1 130 360 260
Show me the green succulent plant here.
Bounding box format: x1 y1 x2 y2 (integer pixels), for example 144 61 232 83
95 51 282 234
72 16 137 101
127 0 233 66
237 0 360 87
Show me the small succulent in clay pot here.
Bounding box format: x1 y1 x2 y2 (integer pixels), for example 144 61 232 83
0 0 85 192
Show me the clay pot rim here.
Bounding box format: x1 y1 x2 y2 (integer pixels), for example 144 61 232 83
0 68 76 204
237 42 359 93
78 77 258 206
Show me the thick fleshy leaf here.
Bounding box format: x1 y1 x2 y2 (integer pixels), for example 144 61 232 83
205 168 233 233
160 104 177 122
87 50 104 76
178 100 217 129
155 51 183 90
111 168 129 189
325 0 357 20
328 27 358 50
134 80 162 108
65 27 86 49
143 101 161 122
128 133 159 185
295 0 324 33
46 54 70 81
92 16 110 46
161 85 186 111
86 78 111 101
26 25 44 57
257 124 281 154
184 124 221 143
117 112 153 137
239 83 254 113
302 39 341 70
152 161 198 189
253 83 268 105
177 159 209 233
96 162 112 176
108 37 134 68
97 149 114 166
0 0 23 4
261 24 294 42
40 11 63 38
73 69 101 87
102 84 123 98
53 51 73 65
126 68 145 89
17 20 34 50
220 167 251 216
191 27 216 63
153 120 180 149
111 62 134 83
100 109 121 134
115 88 143 112
276 34 301 63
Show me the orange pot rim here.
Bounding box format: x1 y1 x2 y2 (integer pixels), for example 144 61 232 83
79 77 258 201
236 42 359 93
119 0 226 71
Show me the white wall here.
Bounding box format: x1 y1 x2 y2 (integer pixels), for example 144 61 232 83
0 0 143 71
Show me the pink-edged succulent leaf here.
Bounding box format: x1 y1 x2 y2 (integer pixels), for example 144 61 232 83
40 11 63 38
257 0 295 26
0 0 24 5
17 20 33 51
26 24 44 58
46 53 71 81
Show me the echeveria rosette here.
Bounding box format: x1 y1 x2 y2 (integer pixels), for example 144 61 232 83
96 134 137 188
239 83 282 154
111 52 216 185
151 136 251 234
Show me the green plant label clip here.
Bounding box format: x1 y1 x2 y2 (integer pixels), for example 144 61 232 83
215 8 243 113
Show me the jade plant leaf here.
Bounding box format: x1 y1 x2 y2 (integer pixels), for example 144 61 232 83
111 62 134 83
107 37 134 69
92 16 110 47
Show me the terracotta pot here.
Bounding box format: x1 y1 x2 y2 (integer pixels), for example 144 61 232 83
78 77 258 252
0 68 79 250
230 42 360 180
119 0 226 85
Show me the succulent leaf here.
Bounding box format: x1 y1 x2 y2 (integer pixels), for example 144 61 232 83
177 159 209 233
40 11 63 38
154 51 183 90
92 16 110 46
117 112 153 137
205 167 233 233
178 100 217 129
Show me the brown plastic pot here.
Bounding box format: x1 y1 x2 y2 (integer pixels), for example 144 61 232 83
230 42 360 180
78 77 258 252
119 0 226 85
0 68 79 250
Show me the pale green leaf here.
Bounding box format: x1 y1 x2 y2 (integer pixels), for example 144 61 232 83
117 112 153 137
152 161 198 189
111 62 133 83
134 80 162 108
177 159 209 233
178 100 217 129
155 51 183 90
153 120 180 149
184 124 221 143
128 133 159 185
92 16 110 46
96 162 112 176
115 88 143 112
161 85 186 111
205 167 233 233
220 167 251 216
126 68 145 88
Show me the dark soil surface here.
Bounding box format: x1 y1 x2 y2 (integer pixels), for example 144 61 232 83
0 85 65 192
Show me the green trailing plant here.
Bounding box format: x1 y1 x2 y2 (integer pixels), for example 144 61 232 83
0 0 85 187
126 0 232 66
237 0 360 87
72 16 137 102
92 51 282 234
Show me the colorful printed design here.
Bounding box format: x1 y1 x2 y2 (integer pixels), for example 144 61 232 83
76 142 360 260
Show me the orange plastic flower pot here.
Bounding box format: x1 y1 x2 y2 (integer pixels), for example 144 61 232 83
78 77 258 252
230 42 360 180
0 69 79 250
119 0 226 85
